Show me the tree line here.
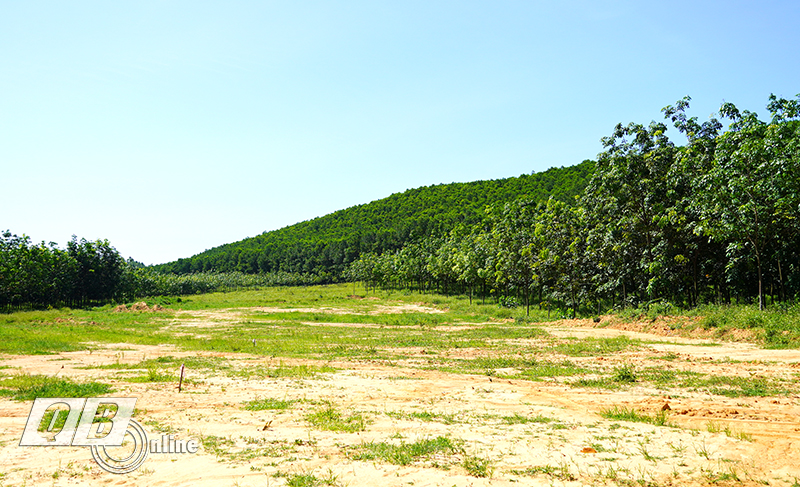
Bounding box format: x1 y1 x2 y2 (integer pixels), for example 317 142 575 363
346 94 800 314
0 231 319 310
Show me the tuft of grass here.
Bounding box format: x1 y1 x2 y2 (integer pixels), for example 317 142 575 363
305 404 366 433
613 364 637 383
462 454 494 478
0 374 112 401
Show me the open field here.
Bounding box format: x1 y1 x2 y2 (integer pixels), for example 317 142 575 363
2 285 800 486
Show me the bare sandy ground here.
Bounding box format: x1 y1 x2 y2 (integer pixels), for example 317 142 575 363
1 313 799 486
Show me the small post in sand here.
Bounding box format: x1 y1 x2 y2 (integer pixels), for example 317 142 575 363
178 363 185 392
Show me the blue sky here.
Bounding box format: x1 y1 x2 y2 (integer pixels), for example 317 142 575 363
2 1 798 265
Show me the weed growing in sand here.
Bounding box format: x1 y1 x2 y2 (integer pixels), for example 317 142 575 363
699 375 789 398
706 421 754 442
142 419 177 434
200 435 235 457
695 439 713 460
511 462 576 481
701 464 741 483
499 412 555 425
637 440 662 463
462 454 494 478
305 403 367 433
613 364 638 383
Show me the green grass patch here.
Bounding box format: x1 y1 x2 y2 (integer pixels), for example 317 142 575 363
385 410 460 424
127 367 177 383
599 406 672 426
553 336 641 356
242 397 295 411
346 436 464 466
499 413 555 425
511 463 575 481
273 470 339 487
229 363 336 380
701 375 788 397
0 374 112 401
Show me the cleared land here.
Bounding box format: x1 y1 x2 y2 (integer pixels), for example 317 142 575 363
1 285 799 486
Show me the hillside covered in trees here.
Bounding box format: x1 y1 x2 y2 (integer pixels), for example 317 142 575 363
349 94 800 313
154 162 594 278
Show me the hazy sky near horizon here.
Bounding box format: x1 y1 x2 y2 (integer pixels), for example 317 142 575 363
2 1 799 265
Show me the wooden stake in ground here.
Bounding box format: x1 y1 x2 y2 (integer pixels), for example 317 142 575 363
178 363 185 392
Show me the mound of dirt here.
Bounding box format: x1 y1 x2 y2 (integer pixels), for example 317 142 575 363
112 302 166 312
131 302 151 311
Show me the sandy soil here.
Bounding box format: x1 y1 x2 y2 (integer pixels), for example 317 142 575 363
1 313 799 486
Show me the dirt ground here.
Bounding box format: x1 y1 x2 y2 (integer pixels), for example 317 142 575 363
2 312 800 486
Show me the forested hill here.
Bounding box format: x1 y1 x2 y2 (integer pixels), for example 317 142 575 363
155 161 594 277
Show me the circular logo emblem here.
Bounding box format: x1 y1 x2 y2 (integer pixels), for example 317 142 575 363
90 419 149 474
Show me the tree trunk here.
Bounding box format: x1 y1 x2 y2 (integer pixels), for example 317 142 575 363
755 251 764 310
